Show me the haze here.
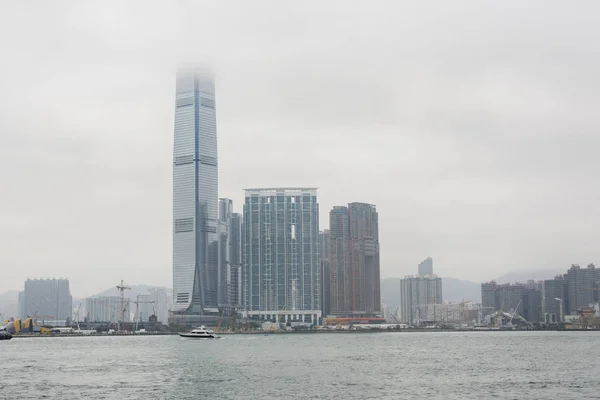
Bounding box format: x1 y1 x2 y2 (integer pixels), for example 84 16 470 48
1 1 599 297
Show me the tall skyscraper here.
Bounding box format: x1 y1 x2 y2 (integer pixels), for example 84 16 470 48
319 230 331 316
216 199 243 308
329 207 350 315
348 203 380 315
172 69 219 315
243 188 321 324
218 198 233 306
418 257 433 277
328 203 380 317
230 213 243 307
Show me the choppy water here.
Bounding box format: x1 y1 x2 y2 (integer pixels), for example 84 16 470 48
2 331 600 399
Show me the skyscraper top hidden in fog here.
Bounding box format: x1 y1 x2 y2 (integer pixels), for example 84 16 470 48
172 69 219 315
418 257 433 277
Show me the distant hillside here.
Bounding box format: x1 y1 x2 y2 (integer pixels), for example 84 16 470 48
380 277 480 311
493 269 567 284
442 277 481 304
0 290 19 318
381 279 401 310
90 284 171 299
0 285 174 319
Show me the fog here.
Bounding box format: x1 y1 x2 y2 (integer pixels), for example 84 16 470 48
1 1 599 295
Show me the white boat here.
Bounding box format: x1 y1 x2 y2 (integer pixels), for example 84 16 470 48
179 325 219 339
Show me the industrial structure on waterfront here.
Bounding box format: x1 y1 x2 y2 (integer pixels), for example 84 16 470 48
481 280 542 322
481 263 600 326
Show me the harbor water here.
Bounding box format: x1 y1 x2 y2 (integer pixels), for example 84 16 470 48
2 331 600 399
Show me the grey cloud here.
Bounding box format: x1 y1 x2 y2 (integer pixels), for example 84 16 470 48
1 1 599 295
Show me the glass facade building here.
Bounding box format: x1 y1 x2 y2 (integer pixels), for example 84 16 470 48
243 188 321 323
172 70 219 314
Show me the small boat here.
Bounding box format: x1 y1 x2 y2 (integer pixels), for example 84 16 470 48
179 325 219 339
0 330 12 341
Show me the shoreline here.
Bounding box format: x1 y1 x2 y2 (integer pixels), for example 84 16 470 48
8 328 595 338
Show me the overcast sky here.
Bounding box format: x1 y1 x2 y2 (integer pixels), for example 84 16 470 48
1 1 599 296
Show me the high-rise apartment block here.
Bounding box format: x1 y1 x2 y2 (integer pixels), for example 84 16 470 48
565 264 598 315
229 212 243 308
218 198 233 306
348 203 380 315
19 278 72 321
218 198 243 307
136 288 171 324
329 207 350 315
482 263 600 323
481 281 496 312
480 281 542 322
400 259 442 324
243 188 321 323
400 276 443 324
319 230 331 316
327 203 380 317
86 296 131 323
542 276 568 321
172 69 219 315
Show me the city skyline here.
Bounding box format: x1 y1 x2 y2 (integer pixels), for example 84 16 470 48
2 2 600 296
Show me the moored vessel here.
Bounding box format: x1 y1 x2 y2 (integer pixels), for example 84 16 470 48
179 325 219 339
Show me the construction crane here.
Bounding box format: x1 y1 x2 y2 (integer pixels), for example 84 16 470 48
73 304 82 330
459 300 473 322
116 280 131 332
33 312 56 326
133 295 155 331
475 305 495 325
388 308 401 324
508 298 523 326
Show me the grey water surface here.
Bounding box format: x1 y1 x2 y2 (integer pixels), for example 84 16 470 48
2 331 600 399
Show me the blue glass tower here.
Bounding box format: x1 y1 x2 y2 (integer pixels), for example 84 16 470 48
172 70 218 314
